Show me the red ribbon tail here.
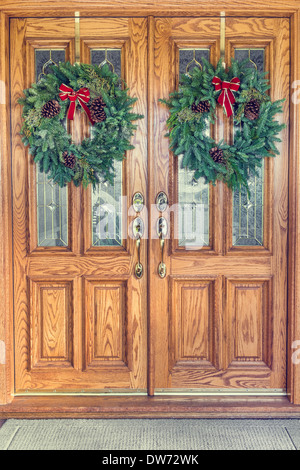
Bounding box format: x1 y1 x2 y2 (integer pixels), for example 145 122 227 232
67 101 76 120
224 102 233 117
79 100 95 126
217 92 224 107
224 94 233 117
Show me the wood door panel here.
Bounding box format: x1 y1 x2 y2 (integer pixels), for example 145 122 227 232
28 255 132 276
11 17 148 393
30 279 74 370
170 367 271 389
171 257 272 275
170 18 220 37
225 277 273 370
84 279 128 370
169 277 221 374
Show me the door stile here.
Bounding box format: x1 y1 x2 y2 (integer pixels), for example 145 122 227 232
288 9 300 405
151 17 223 391
147 15 155 396
0 11 13 405
149 17 173 391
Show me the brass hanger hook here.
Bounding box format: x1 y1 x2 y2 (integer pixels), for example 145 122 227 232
248 49 258 70
185 49 202 76
38 50 58 81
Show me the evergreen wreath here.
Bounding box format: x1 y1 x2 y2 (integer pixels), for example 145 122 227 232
19 61 143 188
160 58 285 193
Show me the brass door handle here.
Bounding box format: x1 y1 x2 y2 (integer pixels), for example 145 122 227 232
158 233 166 279
135 234 143 279
157 217 167 279
133 217 144 279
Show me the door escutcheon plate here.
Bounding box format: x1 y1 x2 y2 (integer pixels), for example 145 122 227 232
156 191 168 212
132 192 144 213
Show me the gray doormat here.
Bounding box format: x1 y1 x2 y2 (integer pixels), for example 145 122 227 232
0 419 300 450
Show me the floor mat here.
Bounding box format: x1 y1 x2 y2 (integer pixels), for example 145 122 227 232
0 419 299 450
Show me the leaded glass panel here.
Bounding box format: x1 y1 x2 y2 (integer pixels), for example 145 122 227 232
232 48 265 247
35 49 69 247
91 49 122 77
37 168 68 246
90 49 123 246
232 162 264 246
177 49 210 248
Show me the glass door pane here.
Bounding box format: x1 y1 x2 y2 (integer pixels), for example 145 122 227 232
35 49 69 247
90 49 124 247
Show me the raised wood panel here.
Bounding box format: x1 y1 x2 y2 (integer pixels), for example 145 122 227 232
84 279 128 370
25 18 130 38
170 18 220 37
225 18 278 37
30 280 73 369
225 277 272 370
169 277 220 374
181 286 209 359
235 286 262 360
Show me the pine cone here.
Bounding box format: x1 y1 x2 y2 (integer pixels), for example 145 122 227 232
41 100 61 118
244 99 260 120
209 147 225 164
191 100 210 113
89 96 107 123
62 151 76 169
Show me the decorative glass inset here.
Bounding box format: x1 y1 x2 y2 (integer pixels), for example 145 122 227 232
178 156 210 248
35 49 65 81
177 49 210 248
91 164 123 247
37 168 68 246
232 162 264 246
91 49 121 77
35 49 68 247
232 48 265 247
179 49 210 76
91 49 123 247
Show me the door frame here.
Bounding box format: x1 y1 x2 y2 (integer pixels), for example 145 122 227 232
1 0 300 413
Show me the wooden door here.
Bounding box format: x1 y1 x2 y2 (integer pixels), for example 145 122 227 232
150 17 289 393
11 17 148 393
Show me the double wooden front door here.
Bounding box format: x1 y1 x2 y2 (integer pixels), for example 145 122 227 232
11 16 289 395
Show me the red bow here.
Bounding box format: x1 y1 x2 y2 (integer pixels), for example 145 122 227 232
59 84 95 125
212 76 240 117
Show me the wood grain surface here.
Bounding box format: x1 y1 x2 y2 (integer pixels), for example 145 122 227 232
0 0 300 16
2 396 300 419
